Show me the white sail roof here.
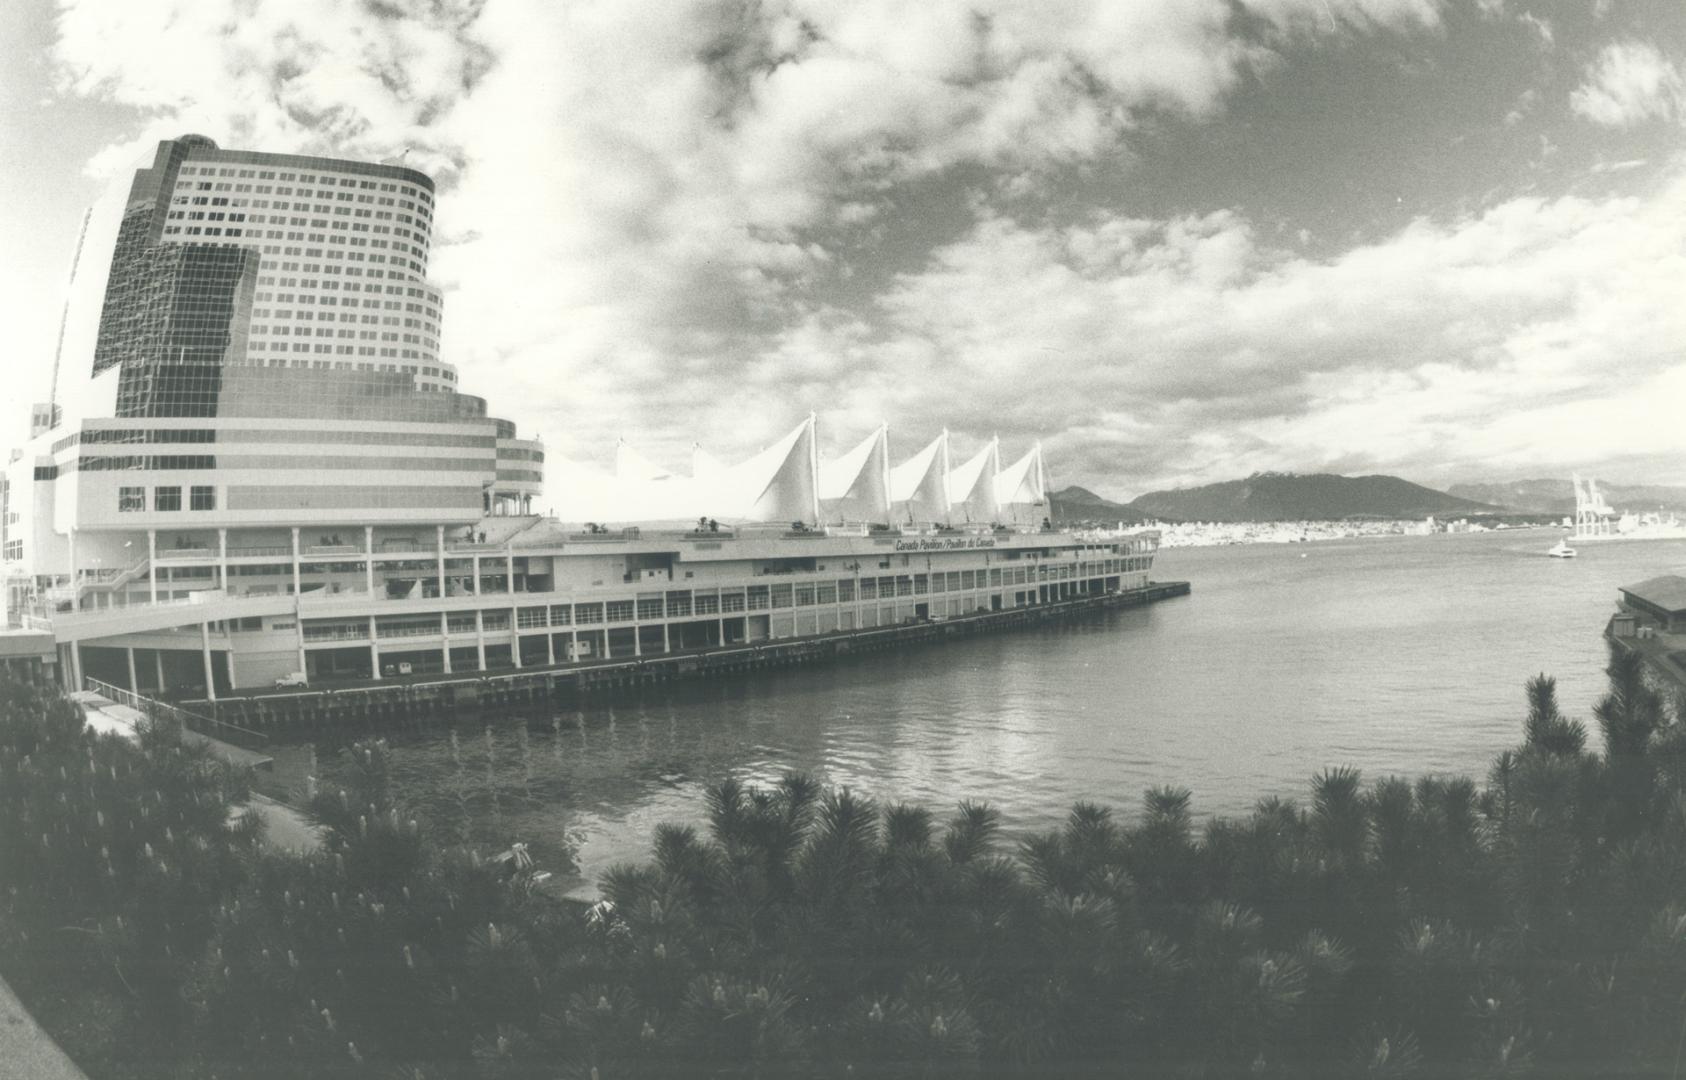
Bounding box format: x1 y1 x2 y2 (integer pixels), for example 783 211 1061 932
691 444 725 479
711 414 819 523
548 458 679 523
819 423 891 523
891 430 951 526
552 422 1056 530
615 439 671 482
995 442 1049 526
947 436 1000 523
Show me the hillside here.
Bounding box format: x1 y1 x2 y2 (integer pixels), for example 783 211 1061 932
1448 478 1686 515
1127 472 1496 523
1049 485 1156 525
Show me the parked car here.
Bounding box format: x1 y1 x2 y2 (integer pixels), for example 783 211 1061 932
274 671 309 689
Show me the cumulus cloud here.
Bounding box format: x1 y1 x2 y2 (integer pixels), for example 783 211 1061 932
51 0 1686 497
1518 12 1552 50
1569 41 1684 127
49 0 1445 456
793 172 1686 492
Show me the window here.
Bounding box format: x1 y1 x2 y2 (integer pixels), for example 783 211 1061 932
154 486 182 512
190 486 216 511
119 487 145 512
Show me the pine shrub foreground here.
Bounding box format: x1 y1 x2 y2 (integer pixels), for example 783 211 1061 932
4 649 1686 1079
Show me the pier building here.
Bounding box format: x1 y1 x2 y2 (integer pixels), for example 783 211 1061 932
3 137 1165 707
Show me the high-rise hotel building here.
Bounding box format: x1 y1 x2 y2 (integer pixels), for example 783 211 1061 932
2 136 1151 700
2 136 545 687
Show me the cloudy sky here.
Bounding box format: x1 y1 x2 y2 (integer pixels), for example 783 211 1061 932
2 0 1683 499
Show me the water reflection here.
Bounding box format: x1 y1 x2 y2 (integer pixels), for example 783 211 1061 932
271 531 1684 897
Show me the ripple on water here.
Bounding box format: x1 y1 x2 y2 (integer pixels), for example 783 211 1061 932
270 531 1685 894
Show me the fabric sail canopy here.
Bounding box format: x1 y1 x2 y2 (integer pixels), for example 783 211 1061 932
576 420 818 525
819 423 891 524
551 423 1052 530
710 414 820 524
890 430 950 526
615 439 671 482
691 444 725 479
946 436 1000 524
994 442 1049 526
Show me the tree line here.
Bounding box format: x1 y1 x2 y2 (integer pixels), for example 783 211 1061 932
3 646 1686 1078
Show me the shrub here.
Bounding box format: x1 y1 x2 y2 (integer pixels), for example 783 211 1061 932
2 641 1685 1078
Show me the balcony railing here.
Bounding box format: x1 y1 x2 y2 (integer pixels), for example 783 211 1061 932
377 624 443 639
155 546 214 560
302 627 368 642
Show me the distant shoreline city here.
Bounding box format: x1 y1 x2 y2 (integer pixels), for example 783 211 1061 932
1146 517 1552 547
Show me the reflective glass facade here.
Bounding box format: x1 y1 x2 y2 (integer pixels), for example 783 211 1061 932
13 134 541 548
74 137 493 428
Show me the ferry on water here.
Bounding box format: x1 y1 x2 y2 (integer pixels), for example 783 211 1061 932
1 136 1171 714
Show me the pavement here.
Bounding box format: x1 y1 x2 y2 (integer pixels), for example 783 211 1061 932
69 689 275 770
0 973 87 1080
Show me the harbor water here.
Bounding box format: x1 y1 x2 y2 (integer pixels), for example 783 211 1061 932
262 529 1686 896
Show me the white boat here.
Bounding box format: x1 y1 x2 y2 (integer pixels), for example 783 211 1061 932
1547 539 1577 558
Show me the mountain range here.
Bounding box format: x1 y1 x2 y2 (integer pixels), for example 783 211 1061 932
1447 479 1686 515
1123 473 1497 523
1052 472 1499 524
1053 471 1686 526
1049 485 1155 525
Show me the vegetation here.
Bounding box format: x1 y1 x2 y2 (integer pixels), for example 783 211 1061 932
4 648 1686 1078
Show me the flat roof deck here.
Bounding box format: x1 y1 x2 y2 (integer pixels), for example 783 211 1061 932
1620 574 1686 615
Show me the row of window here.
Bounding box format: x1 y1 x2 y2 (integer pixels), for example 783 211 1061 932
55 427 491 451
78 455 216 472
253 314 409 327
162 226 426 267
257 281 438 300
169 213 422 246
178 181 431 222
84 454 487 474
173 183 424 220
246 343 433 360
173 197 423 229
255 297 431 312
249 331 438 350
177 164 433 206
118 485 216 512
257 269 426 288
294 571 1133 639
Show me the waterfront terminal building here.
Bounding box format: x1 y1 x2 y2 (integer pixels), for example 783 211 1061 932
2 137 1158 702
